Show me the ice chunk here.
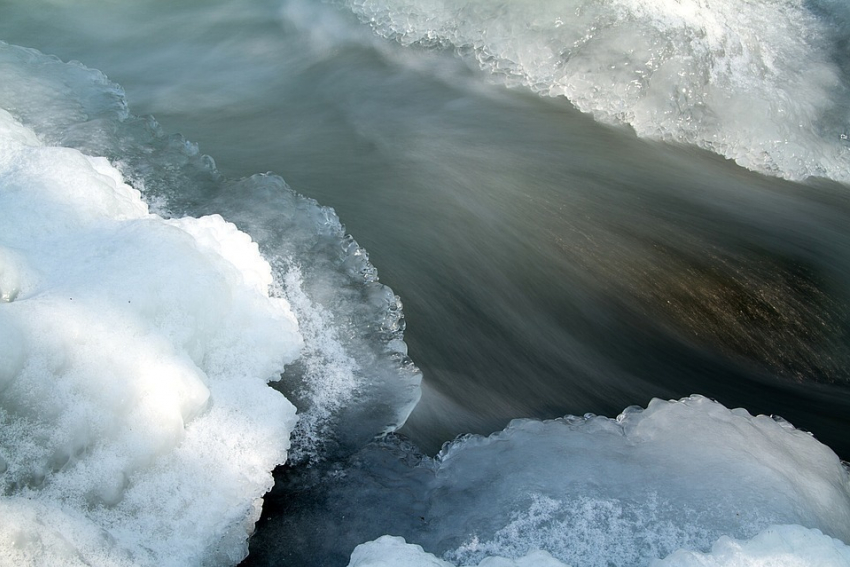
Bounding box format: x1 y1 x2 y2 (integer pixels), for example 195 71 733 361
349 536 456 567
0 40 421 465
435 396 850 566
344 0 850 183
0 103 300 565
348 526 850 567
654 525 850 567
348 536 569 567
268 396 850 566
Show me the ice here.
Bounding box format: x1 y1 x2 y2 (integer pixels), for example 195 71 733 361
349 536 458 567
348 526 850 567
343 0 850 183
654 525 850 567
434 396 850 566
0 40 421 465
0 72 300 566
272 396 850 566
208 174 422 463
348 536 569 567
0 38 423 565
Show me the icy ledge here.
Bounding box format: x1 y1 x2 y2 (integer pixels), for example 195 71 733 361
345 0 850 183
276 395 850 565
349 526 850 567
0 40 422 466
0 105 301 566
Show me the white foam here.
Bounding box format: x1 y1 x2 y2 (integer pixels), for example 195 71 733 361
345 0 850 182
0 103 301 565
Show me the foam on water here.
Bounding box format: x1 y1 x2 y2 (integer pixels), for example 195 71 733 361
343 0 850 183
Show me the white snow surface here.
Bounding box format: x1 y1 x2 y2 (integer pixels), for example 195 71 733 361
0 106 302 566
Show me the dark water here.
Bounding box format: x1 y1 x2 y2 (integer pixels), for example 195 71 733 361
159 59 850 457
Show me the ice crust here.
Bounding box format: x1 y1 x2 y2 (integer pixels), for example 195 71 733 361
0 38 423 565
433 396 850 566
348 535 570 567
344 0 850 183
276 396 850 566
349 526 850 567
0 107 301 564
653 525 850 566
0 40 421 466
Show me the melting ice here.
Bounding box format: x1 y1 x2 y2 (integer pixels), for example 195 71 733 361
0 40 420 565
2 0 850 563
349 526 850 567
0 96 301 565
344 0 850 182
261 396 850 566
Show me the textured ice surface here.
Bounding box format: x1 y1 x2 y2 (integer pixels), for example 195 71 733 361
654 525 850 567
271 396 850 566
348 535 569 567
0 105 300 565
344 0 850 183
0 40 421 465
349 526 850 567
0 39 420 566
433 396 850 566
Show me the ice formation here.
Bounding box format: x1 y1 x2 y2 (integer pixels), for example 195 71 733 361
348 526 850 567
348 535 569 567
433 396 850 566
0 40 421 467
654 525 850 567
274 396 850 566
344 0 850 182
0 38 423 566
0 108 301 565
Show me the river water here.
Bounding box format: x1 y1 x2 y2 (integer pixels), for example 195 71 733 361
2 0 850 565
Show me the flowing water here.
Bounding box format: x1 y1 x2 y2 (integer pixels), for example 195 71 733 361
2 0 850 566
